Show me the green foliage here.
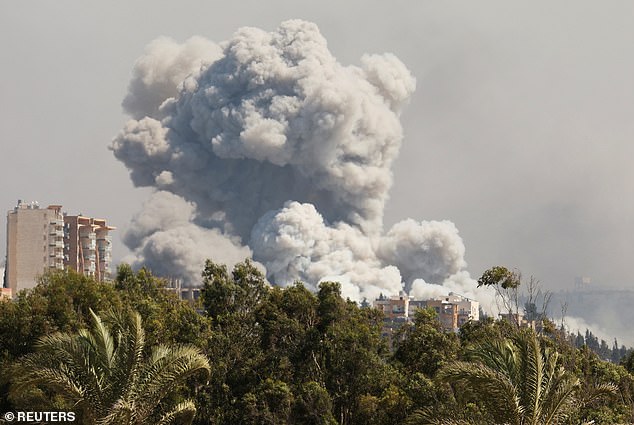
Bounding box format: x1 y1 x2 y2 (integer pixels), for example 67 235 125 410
622 350 634 374
426 329 618 425
3 261 633 424
393 308 459 377
9 308 210 425
292 381 337 425
200 258 267 325
477 265 519 289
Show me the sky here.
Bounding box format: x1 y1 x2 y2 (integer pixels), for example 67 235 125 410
2 1 634 299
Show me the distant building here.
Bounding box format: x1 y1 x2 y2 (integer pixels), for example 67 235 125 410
498 311 546 333
574 276 592 289
421 293 480 332
374 291 410 319
4 201 115 296
373 291 479 336
165 278 202 308
64 215 115 282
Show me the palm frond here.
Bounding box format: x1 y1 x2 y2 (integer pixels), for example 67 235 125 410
440 361 522 425
134 344 210 419
156 400 197 425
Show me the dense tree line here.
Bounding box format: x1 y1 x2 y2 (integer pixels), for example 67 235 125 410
1 261 633 424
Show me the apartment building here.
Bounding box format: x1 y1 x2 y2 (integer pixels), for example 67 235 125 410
374 291 410 319
373 291 479 334
4 201 115 295
64 215 115 282
422 293 480 331
4 201 65 294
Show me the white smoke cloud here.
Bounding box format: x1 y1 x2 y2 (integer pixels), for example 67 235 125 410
562 316 622 347
122 36 222 120
250 201 403 301
378 219 467 289
112 19 478 299
122 191 251 284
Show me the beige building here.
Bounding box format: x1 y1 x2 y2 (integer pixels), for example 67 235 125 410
374 291 480 334
374 291 410 319
64 216 115 282
421 293 480 332
4 201 65 294
4 201 115 296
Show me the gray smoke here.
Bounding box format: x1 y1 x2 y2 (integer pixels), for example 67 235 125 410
112 19 476 299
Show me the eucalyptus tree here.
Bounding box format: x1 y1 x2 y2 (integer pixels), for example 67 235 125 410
10 309 210 425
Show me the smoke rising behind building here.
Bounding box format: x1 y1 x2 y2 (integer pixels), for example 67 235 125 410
111 20 480 302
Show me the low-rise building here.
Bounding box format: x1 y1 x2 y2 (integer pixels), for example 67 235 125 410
374 291 410 319
373 291 479 335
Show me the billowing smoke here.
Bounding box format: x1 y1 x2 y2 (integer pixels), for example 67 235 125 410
112 19 477 300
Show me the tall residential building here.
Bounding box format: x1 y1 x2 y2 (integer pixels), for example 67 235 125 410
4 201 65 294
64 215 115 282
4 201 115 295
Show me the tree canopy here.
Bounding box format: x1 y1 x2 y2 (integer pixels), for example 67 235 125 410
1 262 633 424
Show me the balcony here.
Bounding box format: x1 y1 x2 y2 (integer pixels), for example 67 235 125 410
49 241 64 248
50 219 64 227
50 229 64 237
49 260 64 269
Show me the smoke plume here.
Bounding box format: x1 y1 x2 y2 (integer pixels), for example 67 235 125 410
112 20 477 300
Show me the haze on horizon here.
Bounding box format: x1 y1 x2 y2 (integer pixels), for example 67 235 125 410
2 3 633 305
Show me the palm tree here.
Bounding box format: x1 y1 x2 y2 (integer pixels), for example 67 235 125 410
10 308 210 425
409 330 613 425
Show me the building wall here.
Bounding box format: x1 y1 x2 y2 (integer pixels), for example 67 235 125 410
5 202 64 294
64 216 115 281
4 202 115 297
376 292 479 334
375 292 410 319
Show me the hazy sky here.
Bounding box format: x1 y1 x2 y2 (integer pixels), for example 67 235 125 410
2 1 634 293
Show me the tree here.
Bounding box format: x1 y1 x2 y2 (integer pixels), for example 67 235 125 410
0 269 126 412
477 266 522 325
10 308 210 425
201 258 267 325
314 282 393 425
419 329 616 425
393 308 459 378
196 259 269 423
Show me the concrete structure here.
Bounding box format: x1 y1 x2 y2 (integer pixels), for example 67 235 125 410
1 287 12 300
165 278 202 309
374 291 480 335
374 291 410 319
422 293 479 332
4 201 115 296
64 216 115 282
4 201 65 294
